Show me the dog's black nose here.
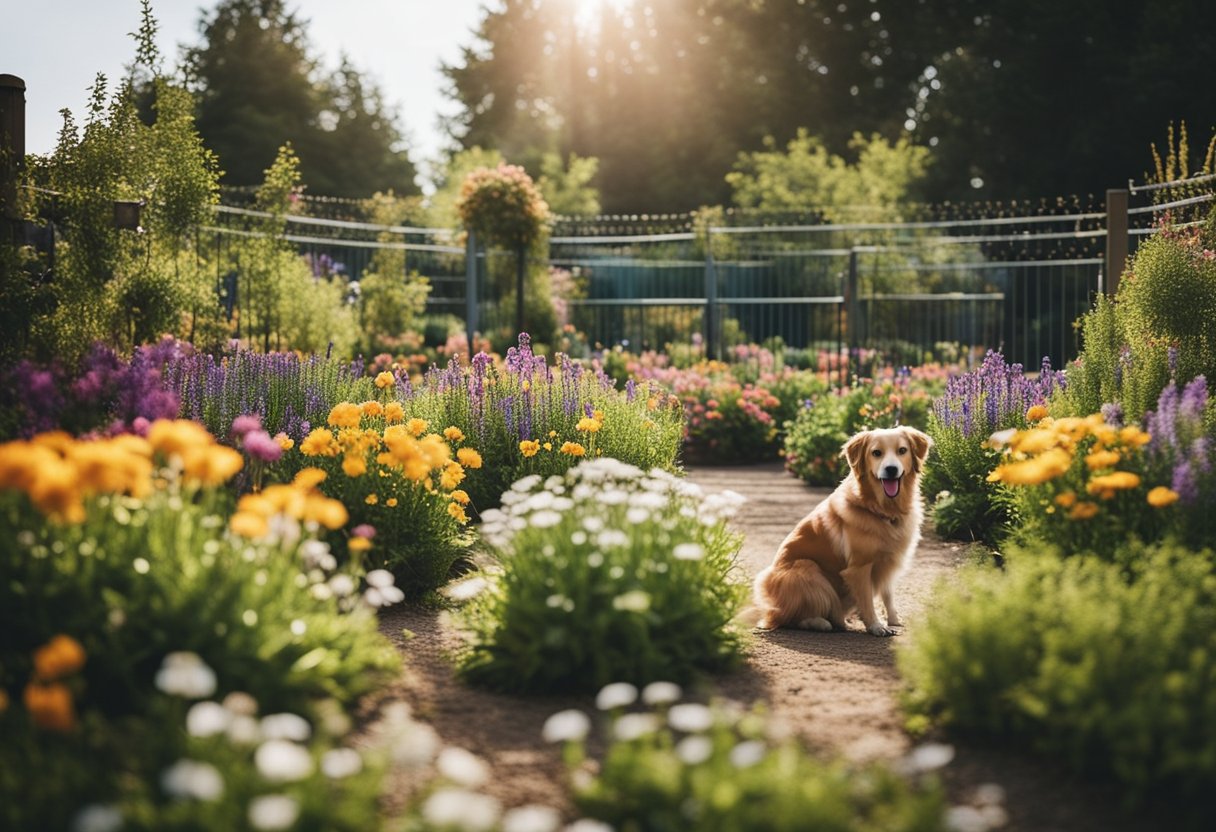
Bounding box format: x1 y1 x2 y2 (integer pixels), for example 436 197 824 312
883 465 899 479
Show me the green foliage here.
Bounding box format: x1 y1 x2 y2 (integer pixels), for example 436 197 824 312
354 192 432 357
453 460 749 693
425 147 505 231
899 540 1216 815
1065 214 1216 421
229 145 360 356
396 343 684 512
185 0 418 197
19 7 221 362
920 430 1007 543
536 151 602 216
570 696 947 831
784 378 935 485
0 427 401 830
727 131 931 220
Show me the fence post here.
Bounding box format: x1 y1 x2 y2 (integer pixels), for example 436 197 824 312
845 247 859 385
465 232 478 355
704 232 718 361
1104 188 1129 296
0 74 25 231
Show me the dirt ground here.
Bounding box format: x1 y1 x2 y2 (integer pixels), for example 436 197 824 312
374 462 1150 831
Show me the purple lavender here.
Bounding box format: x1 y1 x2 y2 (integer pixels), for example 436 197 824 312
1144 376 1211 508
932 351 1065 438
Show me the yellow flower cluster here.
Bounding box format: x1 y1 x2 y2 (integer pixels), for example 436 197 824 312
229 468 349 538
0 421 243 522
986 408 1168 521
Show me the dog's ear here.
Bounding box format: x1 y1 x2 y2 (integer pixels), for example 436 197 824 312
902 426 934 472
842 431 870 477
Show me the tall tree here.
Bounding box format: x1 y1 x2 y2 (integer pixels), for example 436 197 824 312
184 0 419 197
444 0 1216 211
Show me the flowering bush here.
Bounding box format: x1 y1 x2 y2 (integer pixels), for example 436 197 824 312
389 334 685 511
899 539 1216 817
456 164 550 251
452 459 749 693
783 369 938 485
287 401 476 595
550 684 949 831
0 421 401 829
922 352 1065 543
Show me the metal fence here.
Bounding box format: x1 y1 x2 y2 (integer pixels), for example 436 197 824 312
202 175 1215 372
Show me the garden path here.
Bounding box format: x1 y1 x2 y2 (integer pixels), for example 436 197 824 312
373 462 1143 831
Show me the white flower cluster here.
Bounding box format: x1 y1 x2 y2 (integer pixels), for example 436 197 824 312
479 459 745 558
296 540 404 611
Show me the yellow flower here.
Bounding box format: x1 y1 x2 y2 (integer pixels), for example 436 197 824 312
342 455 367 478
642 420 655 430
1147 486 1180 507
548 430 558 438
230 511 269 538
365 493 379 505
349 537 372 552
33 635 86 681
560 441 586 457
519 440 540 458
275 433 294 451
147 419 212 458
1086 471 1141 494
1120 426 1151 448
385 402 405 423
456 448 482 469
407 418 428 437
300 428 339 457
1084 449 1121 470
543 442 553 451
362 400 385 418
987 448 1071 485
450 489 470 505
293 467 328 489
521 380 531 392
386 497 398 507
1025 404 1049 422
305 495 349 530
444 426 465 442
440 461 466 491
375 371 396 389
447 501 468 523
181 445 244 486
1067 501 1100 520
1012 429 1060 456
327 402 362 429
24 682 75 732
576 417 602 433
647 397 659 411
1054 491 1077 508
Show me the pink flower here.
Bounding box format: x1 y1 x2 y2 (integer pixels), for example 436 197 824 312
231 414 263 439
242 429 282 463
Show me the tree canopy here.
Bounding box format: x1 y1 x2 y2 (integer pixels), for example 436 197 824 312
443 0 1216 212
184 0 419 197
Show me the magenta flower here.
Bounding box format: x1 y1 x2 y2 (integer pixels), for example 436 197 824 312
351 524 376 540
231 414 263 439
242 429 282 463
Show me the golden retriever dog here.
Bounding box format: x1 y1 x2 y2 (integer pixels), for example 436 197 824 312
754 426 933 637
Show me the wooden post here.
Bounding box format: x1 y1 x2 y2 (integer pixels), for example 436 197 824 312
0 74 26 228
704 236 718 361
1104 188 1129 296
465 232 478 356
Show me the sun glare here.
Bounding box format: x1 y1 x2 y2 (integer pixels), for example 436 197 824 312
572 0 633 33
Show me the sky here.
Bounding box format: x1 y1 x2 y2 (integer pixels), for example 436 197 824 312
3 0 491 188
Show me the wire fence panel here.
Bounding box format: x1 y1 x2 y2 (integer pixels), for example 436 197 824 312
201 178 1215 371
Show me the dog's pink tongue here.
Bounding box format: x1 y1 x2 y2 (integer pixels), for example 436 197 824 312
881 478 901 498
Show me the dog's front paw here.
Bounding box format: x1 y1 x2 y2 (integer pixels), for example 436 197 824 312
886 615 903 628
867 623 896 637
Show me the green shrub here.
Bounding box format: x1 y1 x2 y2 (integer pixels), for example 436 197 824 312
783 375 934 485
452 459 749 693
563 690 947 831
898 540 1216 814
397 335 685 512
1065 211 1216 422
0 422 402 830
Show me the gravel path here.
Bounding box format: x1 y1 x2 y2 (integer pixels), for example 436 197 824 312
374 462 1146 830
